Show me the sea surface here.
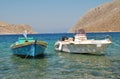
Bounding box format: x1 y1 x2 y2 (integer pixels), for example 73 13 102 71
0 32 120 79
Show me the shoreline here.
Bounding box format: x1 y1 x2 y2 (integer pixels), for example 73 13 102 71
86 31 120 34
0 31 120 35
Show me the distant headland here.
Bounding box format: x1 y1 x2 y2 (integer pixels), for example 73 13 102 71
68 0 120 33
0 21 37 34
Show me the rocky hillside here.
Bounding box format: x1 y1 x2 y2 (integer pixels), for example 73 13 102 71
69 0 120 33
0 21 37 34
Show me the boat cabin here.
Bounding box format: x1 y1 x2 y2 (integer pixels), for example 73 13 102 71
74 29 87 41
18 37 34 44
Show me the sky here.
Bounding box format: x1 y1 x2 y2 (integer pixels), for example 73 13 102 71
0 0 112 33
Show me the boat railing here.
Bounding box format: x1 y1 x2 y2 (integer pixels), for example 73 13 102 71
87 35 112 41
105 35 112 41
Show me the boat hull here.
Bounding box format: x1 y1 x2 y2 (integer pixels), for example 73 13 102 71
54 40 111 55
54 29 112 55
11 41 47 57
61 44 110 54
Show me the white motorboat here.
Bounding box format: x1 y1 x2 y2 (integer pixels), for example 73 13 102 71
54 29 112 54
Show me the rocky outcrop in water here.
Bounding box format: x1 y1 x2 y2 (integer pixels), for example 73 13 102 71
69 0 120 33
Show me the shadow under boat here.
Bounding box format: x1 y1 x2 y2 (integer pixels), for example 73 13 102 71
13 53 45 59
56 51 111 66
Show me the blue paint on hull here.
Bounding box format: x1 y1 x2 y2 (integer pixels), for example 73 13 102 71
11 44 46 57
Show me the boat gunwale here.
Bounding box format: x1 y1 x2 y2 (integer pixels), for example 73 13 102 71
11 40 47 49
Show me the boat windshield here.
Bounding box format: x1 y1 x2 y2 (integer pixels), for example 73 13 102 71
75 29 86 35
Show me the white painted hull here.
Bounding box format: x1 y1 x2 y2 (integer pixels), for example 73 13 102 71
61 44 109 54
54 39 111 54
55 29 112 54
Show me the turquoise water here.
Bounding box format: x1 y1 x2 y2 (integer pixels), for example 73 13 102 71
0 32 120 79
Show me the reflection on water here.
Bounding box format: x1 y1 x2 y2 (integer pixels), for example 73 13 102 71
0 55 48 79
57 52 111 67
44 51 114 79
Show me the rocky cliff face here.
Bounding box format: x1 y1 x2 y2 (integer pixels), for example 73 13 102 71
0 21 37 34
69 0 120 33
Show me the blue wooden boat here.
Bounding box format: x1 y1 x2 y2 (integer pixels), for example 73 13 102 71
11 37 47 57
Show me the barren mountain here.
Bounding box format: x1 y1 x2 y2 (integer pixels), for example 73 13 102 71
0 21 37 34
69 0 120 33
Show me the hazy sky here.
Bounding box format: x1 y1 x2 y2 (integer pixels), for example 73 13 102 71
0 0 111 33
